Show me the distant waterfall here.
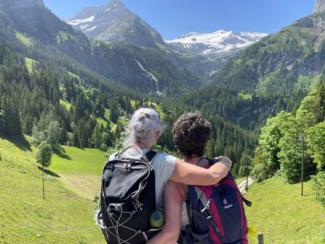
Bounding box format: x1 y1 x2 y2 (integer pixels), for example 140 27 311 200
136 60 162 95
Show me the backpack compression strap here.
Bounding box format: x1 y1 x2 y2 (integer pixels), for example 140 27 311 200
185 190 193 227
115 147 157 162
194 187 225 242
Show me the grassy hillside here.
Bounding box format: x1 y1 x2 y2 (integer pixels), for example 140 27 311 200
0 138 104 243
50 146 105 200
245 177 325 244
1 136 324 243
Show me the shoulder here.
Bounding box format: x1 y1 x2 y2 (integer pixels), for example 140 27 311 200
151 151 177 177
211 156 232 167
153 151 177 162
108 152 119 161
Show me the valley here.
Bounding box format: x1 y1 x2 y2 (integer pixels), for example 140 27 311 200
0 0 324 243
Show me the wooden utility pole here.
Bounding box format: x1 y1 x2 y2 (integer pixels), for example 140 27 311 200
299 135 305 196
245 158 249 192
257 233 264 244
42 165 45 199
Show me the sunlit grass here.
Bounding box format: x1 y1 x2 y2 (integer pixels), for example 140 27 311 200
16 32 32 47
59 99 72 111
0 138 103 243
25 58 35 74
245 177 325 244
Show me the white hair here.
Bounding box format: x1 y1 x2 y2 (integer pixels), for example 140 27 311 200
124 108 162 148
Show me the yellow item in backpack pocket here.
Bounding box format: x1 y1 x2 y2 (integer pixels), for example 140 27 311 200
150 210 164 229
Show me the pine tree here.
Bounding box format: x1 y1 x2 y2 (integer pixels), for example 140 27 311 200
90 124 102 148
110 101 119 124
47 120 62 149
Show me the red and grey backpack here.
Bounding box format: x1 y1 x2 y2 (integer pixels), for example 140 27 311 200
181 157 252 244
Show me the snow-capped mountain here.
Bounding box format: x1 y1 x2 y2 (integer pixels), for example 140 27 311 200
166 30 268 59
67 0 164 48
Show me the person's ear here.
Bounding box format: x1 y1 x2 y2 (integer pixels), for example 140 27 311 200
156 131 160 140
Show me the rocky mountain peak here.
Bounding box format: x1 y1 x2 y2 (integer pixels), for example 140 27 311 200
67 0 164 47
314 0 325 13
0 0 44 9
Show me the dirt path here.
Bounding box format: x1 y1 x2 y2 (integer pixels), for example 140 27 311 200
238 177 254 194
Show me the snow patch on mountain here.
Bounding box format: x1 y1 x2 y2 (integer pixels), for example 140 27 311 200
166 30 268 56
85 25 97 32
68 16 95 26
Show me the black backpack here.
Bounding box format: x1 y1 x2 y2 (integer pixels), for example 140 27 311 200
97 148 160 244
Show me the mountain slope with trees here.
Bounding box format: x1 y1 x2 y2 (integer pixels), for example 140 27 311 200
0 0 199 94
183 10 325 131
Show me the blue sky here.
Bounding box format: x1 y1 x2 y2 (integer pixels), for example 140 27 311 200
44 0 315 39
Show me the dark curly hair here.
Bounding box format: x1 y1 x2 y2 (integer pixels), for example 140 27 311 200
172 112 211 157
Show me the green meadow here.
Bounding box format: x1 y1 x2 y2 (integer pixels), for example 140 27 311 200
246 177 325 244
0 137 105 244
50 146 106 200
1 136 324 243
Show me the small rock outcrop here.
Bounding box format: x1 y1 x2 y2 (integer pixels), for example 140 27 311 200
314 0 325 13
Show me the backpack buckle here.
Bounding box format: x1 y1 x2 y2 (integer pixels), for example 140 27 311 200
108 203 123 213
200 199 211 213
133 199 143 211
124 161 134 171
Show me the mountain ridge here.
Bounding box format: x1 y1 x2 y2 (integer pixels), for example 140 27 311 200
0 0 44 9
67 1 267 77
67 0 164 48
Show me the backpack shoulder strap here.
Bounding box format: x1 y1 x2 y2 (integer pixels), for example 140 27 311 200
144 150 157 162
194 187 224 241
185 187 193 227
242 196 252 207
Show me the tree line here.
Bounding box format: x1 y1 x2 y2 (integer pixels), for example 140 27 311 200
251 81 325 205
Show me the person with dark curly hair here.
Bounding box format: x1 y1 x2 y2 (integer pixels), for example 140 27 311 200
148 112 232 244
172 112 212 158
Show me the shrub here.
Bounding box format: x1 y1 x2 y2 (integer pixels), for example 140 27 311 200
251 163 269 182
312 171 325 207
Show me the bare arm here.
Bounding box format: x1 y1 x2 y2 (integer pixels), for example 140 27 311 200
169 156 232 186
147 181 185 244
